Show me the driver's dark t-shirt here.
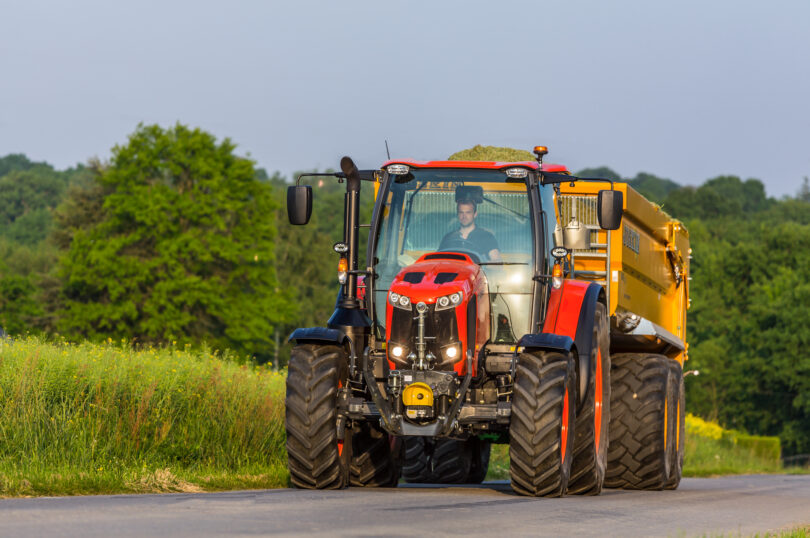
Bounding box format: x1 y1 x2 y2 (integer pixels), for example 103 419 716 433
439 227 499 260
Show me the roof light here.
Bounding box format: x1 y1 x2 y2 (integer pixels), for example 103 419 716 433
504 167 528 179
386 164 410 175
533 146 548 157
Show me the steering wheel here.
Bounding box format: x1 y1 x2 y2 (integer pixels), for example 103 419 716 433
439 237 484 263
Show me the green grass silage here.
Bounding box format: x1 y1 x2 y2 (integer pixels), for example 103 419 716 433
0 337 289 496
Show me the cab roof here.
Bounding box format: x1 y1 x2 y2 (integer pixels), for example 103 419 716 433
382 160 570 173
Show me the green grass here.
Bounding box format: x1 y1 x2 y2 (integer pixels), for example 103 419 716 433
0 336 289 496
485 414 785 481
0 336 794 496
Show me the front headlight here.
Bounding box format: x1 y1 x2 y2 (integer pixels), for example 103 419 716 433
435 291 463 311
388 291 411 310
440 342 462 364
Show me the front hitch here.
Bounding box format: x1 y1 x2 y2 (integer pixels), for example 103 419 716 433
361 346 473 436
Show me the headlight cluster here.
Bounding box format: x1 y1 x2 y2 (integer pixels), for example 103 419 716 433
435 291 463 311
388 290 463 311
388 291 411 310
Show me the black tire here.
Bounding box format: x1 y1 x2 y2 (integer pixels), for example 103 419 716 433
350 423 401 487
604 353 675 490
285 344 349 489
568 302 611 495
402 437 472 484
509 351 577 497
467 439 492 484
664 361 685 490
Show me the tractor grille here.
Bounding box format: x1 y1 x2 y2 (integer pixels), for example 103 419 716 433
388 304 459 371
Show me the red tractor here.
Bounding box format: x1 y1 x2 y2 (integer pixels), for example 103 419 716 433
285 148 686 496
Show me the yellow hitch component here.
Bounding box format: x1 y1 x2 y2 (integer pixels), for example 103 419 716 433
402 382 434 407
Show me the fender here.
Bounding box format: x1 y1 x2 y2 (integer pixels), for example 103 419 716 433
288 327 349 347
518 333 575 355
542 280 606 407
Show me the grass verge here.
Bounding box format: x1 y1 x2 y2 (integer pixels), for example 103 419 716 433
0 336 288 497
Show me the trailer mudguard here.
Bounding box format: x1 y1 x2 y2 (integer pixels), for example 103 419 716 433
542 280 606 406
288 327 349 346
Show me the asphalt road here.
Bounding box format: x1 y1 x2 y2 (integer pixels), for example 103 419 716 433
1 475 809 537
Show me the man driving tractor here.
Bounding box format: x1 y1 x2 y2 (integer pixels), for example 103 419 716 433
439 198 502 262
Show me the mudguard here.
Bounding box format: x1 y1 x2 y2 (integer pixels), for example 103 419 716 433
518 333 575 355
288 327 349 346
542 280 606 406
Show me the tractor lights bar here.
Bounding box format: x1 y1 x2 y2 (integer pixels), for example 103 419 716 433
386 164 410 175
504 167 529 179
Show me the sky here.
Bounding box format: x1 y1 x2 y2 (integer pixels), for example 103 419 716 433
1 0 808 197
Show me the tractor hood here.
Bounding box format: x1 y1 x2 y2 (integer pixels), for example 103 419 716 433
385 252 491 375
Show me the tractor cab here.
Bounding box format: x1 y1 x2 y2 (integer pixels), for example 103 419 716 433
369 162 560 377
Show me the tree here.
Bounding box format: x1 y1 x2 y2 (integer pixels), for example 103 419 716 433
56 123 294 357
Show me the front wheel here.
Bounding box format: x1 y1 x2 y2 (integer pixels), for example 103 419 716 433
568 302 611 495
285 344 349 489
509 351 577 497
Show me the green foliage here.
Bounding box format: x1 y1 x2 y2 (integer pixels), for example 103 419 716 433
577 166 622 182
677 190 810 454
628 172 681 203
55 124 294 357
0 336 287 496
448 144 535 162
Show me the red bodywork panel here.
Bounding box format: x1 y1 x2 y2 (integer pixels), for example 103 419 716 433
542 279 592 341
382 160 570 174
386 252 490 376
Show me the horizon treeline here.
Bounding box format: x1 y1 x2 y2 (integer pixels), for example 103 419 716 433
1 132 809 454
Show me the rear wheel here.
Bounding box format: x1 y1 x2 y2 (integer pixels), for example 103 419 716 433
568 302 611 495
509 351 577 497
402 437 485 484
350 422 401 487
664 361 685 490
604 353 675 490
285 344 349 489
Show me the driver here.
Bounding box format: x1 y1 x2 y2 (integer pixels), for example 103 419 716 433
439 199 502 262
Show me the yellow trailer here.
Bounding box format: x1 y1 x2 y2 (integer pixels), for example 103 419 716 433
558 182 690 365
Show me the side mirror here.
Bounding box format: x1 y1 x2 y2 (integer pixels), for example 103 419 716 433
287 186 313 225
597 190 623 230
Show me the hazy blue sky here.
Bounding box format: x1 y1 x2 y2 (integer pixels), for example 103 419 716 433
2 0 808 196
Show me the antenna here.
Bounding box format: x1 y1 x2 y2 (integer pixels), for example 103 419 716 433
385 139 391 160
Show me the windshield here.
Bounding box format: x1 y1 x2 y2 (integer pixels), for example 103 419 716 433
372 168 540 343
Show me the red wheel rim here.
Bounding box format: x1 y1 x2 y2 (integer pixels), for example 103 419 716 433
561 387 570 462
594 348 603 454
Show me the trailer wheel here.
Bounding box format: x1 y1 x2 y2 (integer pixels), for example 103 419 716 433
604 353 675 489
349 423 401 487
285 344 349 489
664 361 685 490
509 351 577 497
568 302 611 495
402 438 473 483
